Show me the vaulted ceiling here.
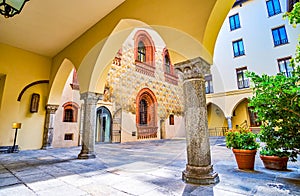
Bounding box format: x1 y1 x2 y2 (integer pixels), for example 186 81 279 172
0 0 125 57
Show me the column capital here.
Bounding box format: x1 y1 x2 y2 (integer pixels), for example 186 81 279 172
174 57 211 80
80 91 103 104
45 104 59 114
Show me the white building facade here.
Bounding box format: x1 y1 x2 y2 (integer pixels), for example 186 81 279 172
207 0 299 133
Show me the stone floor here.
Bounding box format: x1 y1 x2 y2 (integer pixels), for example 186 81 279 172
0 137 299 196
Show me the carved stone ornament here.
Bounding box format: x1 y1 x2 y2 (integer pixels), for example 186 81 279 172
45 104 59 114
174 57 211 80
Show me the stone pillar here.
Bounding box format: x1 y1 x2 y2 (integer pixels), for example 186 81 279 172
226 116 233 130
160 119 166 139
78 92 102 159
175 57 219 184
42 104 59 149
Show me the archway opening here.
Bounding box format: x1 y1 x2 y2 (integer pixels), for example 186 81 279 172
96 106 112 143
207 103 228 136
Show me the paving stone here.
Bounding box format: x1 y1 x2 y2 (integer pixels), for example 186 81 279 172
80 183 130 196
112 178 159 195
0 184 35 196
35 184 88 196
58 174 95 187
0 138 299 195
0 176 21 187
27 178 67 192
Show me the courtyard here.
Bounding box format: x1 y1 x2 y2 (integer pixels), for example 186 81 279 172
0 137 299 196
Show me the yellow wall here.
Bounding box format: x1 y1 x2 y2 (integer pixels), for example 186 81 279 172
232 99 250 129
0 43 51 149
52 0 235 94
207 103 227 129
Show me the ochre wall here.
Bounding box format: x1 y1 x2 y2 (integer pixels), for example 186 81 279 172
0 43 51 149
232 99 250 129
51 0 235 94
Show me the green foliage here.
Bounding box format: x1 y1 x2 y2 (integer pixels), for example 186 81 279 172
284 2 300 69
283 2 300 27
260 146 291 158
247 70 300 161
225 129 259 150
246 2 300 162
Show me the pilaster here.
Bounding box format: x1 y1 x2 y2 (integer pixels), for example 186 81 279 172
42 104 59 149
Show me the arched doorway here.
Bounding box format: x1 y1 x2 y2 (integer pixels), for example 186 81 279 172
136 88 158 139
96 106 112 142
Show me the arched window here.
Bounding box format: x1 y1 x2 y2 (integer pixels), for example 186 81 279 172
164 54 171 74
138 41 146 63
162 48 178 85
62 102 79 122
139 99 148 125
134 30 156 76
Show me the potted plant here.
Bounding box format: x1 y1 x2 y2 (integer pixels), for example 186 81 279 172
225 125 260 170
247 67 299 170
246 2 300 170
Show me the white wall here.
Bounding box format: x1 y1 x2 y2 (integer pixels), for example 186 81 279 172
212 0 299 93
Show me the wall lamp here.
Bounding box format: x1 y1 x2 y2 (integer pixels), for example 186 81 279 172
0 0 29 18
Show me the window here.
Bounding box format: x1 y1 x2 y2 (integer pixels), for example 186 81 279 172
164 54 171 74
139 99 148 125
64 133 73 140
232 39 245 57
64 109 74 122
278 57 294 77
70 69 79 90
287 0 298 12
205 74 214 94
137 41 146 62
248 107 261 127
169 115 174 125
272 26 288 46
229 14 241 31
63 102 79 122
162 48 178 85
134 30 156 76
236 67 249 89
134 30 155 66
136 88 158 139
266 0 281 17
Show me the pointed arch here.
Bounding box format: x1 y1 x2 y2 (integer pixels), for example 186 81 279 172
48 58 75 105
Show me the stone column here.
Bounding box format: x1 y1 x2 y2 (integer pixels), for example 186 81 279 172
78 92 102 159
42 104 59 149
226 116 233 130
160 119 166 139
175 57 219 184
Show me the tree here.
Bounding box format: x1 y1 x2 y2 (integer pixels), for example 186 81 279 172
247 2 300 161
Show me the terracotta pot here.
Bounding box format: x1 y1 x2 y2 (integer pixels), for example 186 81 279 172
232 149 257 170
260 155 288 170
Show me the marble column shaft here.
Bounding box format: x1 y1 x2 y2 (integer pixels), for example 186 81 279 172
226 116 233 130
78 92 102 159
42 104 59 149
175 57 219 184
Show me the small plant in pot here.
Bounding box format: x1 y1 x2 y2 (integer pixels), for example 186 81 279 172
225 125 260 170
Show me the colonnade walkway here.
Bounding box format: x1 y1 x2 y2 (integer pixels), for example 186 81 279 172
0 137 299 195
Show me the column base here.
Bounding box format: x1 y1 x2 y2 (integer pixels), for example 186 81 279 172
78 151 96 159
41 145 53 150
182 164 219 185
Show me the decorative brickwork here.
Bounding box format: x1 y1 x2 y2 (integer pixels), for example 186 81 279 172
105 30 184 141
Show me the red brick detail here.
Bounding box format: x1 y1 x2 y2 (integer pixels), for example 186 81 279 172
134 30 156 76
162 48 178 85
136 88 158 139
